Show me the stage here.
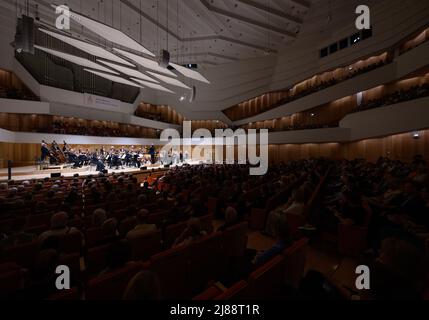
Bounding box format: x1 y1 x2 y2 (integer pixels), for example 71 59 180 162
0 161 199 182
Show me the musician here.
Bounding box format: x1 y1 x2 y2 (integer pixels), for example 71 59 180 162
41 140 50 162
62 141 69 152
149 144 156 164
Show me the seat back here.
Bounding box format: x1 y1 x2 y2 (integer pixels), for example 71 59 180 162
164 221 188 248
86 262 142 300
86 245 109 276
0 269 25 298
59 253 81 285
199 214 214 233
0 241 39 269
221 222 248 258
26 213 52 228
215 280 249 300
206 197 218 216
59 231 82 253
85 227 104 248
283 238 308 289
147 211 167 228
47 287 80 300
118 219 138 238
150 245 191 299
129 230 162 261
247 255 286 299
189 233 224 295
286 213 306 239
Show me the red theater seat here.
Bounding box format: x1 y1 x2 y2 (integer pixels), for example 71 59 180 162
150 245 191 299
25 213 52 229
129 230 162 261
86 262 142 300
214 280 249 300
59 232 83 253
246 255 286 299
0 268 26 298
85 227 104 248
193 285 223 300
0 241 39 269
221 222 248 258
47 287 80 300
164 221 188 248
283 238 308 289
189 233 224 295
206 197 218 216
86 244 109 276
199 214 214 233
286 213 306 240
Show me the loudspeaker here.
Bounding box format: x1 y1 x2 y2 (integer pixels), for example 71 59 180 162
51 173 61 178
189 86 196 103
158 49 170 68
14 15 34 54
140 166 147 171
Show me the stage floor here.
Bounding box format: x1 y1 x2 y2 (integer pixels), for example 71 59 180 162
0 162 197 181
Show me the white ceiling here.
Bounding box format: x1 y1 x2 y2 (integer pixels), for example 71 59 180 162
10 0 311 67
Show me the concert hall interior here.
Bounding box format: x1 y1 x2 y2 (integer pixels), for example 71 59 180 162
0 0 429 304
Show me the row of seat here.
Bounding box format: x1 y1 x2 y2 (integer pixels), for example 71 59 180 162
49 221 249 300
194 238 309 300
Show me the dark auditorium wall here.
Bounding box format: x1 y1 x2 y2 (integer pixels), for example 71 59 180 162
0 129 428 168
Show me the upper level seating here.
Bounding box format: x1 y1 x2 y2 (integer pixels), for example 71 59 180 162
0 69 39 102
135 103 184 125
240 73 429 132
223 52 391 122
0 113 159 139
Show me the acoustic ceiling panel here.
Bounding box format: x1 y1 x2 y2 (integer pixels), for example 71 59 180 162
113 48 177 77
83 69 142 88
131 78 175 94
66 9 155 57
146 72 191 89
170 63 211 84
34 45 118 74
97 60 159 83
39 28 135 67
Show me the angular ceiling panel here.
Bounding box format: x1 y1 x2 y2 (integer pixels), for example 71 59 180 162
39 28 135 67
34 45 119 74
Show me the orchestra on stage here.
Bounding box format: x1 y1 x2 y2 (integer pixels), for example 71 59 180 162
40 140 188 171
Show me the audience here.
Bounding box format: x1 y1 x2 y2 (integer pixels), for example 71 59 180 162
126 209 157 240
38 212 82 245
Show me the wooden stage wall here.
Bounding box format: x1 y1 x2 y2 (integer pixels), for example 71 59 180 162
1 129 428 168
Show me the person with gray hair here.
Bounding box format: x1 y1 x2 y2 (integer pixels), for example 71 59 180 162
92 208 108 227
38 212 82 244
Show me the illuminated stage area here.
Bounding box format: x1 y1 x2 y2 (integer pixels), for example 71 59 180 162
0 161 200 182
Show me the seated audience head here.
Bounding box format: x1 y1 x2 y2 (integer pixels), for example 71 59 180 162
137 209 150 225
123 271 162 300
50 212 69 230
92 208 107 227
101 218 118 238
